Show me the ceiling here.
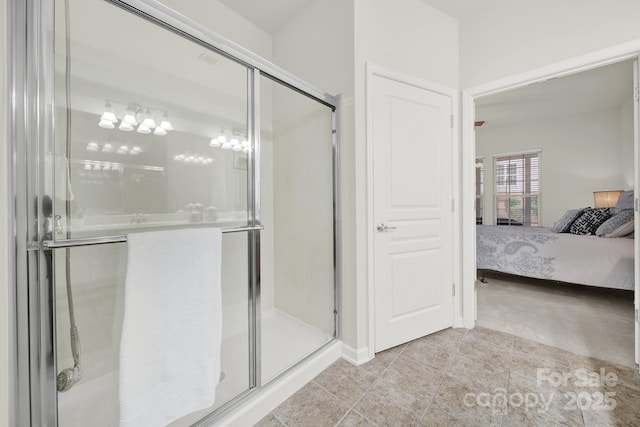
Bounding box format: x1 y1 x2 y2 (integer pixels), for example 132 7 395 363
475 60 634 130
420 0 502 20
218 0 316 34
217 0 494 33
214 0 633 130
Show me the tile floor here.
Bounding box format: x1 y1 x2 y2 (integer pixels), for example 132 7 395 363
256 326 640 426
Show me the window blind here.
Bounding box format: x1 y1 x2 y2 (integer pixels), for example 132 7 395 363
494 152 540 226
475 158 484 224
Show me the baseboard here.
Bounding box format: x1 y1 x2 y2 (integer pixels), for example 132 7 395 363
216 341 342 426
341 343 373 366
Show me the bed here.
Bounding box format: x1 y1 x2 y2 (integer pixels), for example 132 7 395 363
476 225 635 290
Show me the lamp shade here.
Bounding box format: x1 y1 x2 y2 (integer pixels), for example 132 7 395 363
593 190 624 208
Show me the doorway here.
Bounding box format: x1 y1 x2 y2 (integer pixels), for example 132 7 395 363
462 54 640 369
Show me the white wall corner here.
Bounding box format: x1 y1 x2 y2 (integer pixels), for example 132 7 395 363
341 343 373 366
461 91 477 329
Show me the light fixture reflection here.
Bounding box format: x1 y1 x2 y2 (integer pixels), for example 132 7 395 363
142 109 156 129
98 119 115 129
119 121 134 132
159 112 173 131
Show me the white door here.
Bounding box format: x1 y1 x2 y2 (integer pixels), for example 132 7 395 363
372 73 454 352
634 59 640 367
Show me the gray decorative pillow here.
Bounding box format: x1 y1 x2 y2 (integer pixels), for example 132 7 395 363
551 208 588 233
615 190 634 212
569 208 612 235
596 209 635 237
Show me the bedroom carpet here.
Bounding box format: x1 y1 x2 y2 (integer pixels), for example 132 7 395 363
476 271 635 368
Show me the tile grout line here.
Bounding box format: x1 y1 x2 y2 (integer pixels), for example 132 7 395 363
498 335 515 427
272 413 287 426
416 331 468 424
308 379 358 426
340 343 409 425
324 346 409 427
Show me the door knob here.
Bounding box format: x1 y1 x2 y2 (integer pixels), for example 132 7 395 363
377 223 397 232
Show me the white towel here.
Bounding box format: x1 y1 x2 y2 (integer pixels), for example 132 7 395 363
119 228 222 427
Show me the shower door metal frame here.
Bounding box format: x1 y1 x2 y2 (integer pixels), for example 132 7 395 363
9 0 341 425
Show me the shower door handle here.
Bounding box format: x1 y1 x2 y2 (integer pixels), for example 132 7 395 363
377 223 397 232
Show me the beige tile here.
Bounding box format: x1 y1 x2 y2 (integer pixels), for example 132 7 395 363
401 337 456 370
580 384 640 427
513 336 573 368
420 327 468 351
360 343 406 377
313 359 378 406
336 410 375 426
510 351 575 392
428 377 503 426
457 337 512 367
566 352 610 372
390 354 445 396
254 413 285 427
272 382 349 427
507 372 584 426
501 405 549 427
353 367 432 426
463 326 515 350
603 363 640 392
502 404 584 427
447 353 510 390
419 407 469 427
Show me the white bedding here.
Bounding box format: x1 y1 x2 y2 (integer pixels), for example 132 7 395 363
476 225 635 290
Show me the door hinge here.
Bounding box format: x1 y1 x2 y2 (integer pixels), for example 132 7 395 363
452 282 456 296
332 129 337 134
450 115 454 128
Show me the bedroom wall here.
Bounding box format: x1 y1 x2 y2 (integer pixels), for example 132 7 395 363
460 0 640 88
476 107 632 227
621 97 635 188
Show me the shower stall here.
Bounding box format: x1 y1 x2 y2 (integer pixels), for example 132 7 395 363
11 0 339 425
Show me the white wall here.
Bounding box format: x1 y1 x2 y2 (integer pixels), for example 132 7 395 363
1 0 9 424
476 107 633 227
352 0 459 357
460 0 640 88
621 97 635 187
273 0 459 359
159 0 272 60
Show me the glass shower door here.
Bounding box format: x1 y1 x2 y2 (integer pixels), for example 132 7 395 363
52 0 253 425
259 76 336 383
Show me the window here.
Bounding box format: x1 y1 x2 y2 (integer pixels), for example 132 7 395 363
494 152 540 226
475 158 484 224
